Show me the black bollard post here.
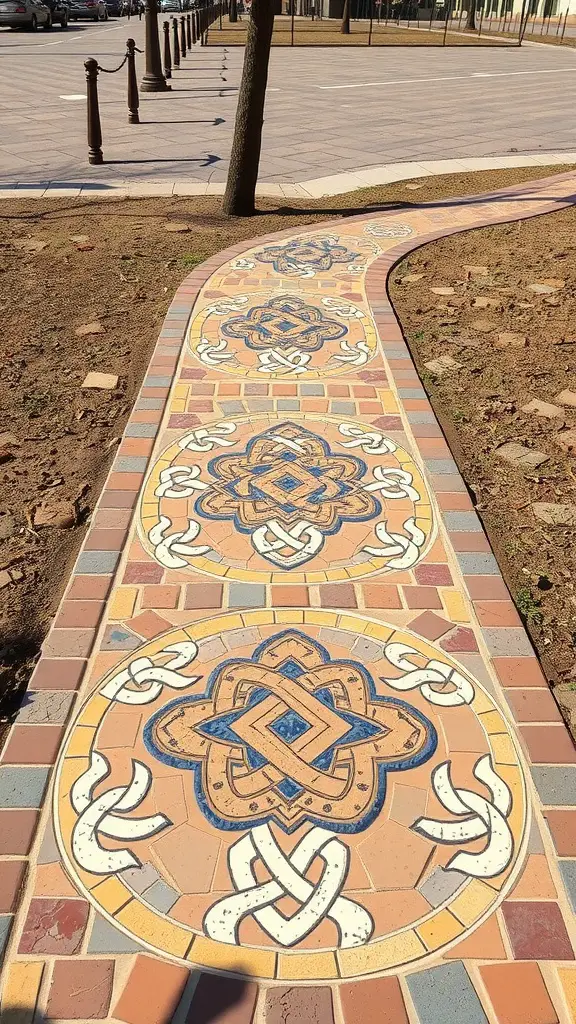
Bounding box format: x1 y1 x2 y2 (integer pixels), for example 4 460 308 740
191 7 196 41
141 0 169 91
186 11 192 45
195 8 200 39
126 37 140 123
84 58 103 165
163 19 172 77
172 15 180 67
179 13 187 56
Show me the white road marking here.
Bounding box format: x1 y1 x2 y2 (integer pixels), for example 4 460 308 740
317 66 576 89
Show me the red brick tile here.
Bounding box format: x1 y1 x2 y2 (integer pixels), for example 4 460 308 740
169 414 201 429
108 472 145 491
302 399 329 412
362 584 402 609
123 562 164 584
141 585 180 609
30 658 86 690
132 408 163 423
184 581 224 609
0 859 27 912
266 986 333 1024
440 626 479 652
436 491 474 511
128 610 172 640
99 489 139 509
113 954 189 1024
506 689 562 724
408 610 453 640
217 383 241 396
185 973 258 1024
502 901 574 960
371 415 403 430
271 586 309 607
66 576 112 600
480 963 558 1024
520 725 576 763
327 384 349 397
450 532 492 552
0 809 39 855
2 725 64 765
188 399 214 413
340 977 408 1024
55 600 106 629
544 810 576 856
93 509 133 530
465 575 510 600
84 528 127 551
20 898 89 954
47 959 114 1019
273 383 297 396
353 385 377 398
359 401 382 415
320 583 357 608
414 564 453 586
180 367 206 379
493 657 549 688
42 628 95 658
475 600 522 627
403 586 443 610
119 437 155 456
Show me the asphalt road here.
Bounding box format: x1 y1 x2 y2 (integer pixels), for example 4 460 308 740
1 19 575 182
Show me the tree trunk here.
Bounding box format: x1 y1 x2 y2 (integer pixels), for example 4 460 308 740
229 0 237 23
341 0 350 31
222 0 274 216
466 0 476 28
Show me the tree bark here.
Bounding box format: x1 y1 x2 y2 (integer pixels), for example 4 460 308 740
466 0 476 28
341 0 350 31
222 0 274 216
229 0 238 23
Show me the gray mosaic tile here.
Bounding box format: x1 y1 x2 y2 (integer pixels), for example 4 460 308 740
406 411 436 424
125 423 158 438
531 766 576 806
559 860 576 913
457 553 500 575
37 819 60 864
406 962 489 1024
442 511 483 532
219 401 245 415
121 862 160 893
228 583 267 609
16 690 74 725
482 627 533 657
101 626 142 651
136 398 164 410
88 914 145 954
114 456 149 472
418 866 467 908
0 917 13 962
145 376 172 387
143 879 179 914
0 767 50 808
74 551 119 575
425 458 459 475
300 384 324 396
399 388 427 399
277 399 300 411
331 401 356 415
351 637 384 663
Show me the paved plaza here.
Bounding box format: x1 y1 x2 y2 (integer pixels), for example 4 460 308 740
1 23 576 184
1 172 576 1023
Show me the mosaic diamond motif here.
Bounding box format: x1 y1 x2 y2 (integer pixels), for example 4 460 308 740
220 295 347 353
253 236 361 276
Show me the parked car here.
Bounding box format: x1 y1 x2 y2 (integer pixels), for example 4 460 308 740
43 0 70 25
68 0 108 18
105 0 123 14
160 0 181 11
0 0 53 29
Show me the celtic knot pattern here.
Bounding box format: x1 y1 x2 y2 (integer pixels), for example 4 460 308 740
220 294 347 353
204 823 374 948
253 236 361 277
144 630 437 834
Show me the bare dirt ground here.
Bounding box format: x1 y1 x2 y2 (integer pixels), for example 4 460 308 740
205 17 510 43
0 163 573 738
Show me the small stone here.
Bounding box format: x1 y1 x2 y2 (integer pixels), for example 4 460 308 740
543 296 561 306
75 322 105 337
12 238 47 253
10 568 24 582
405 181 426 190
496 442 549 469
0 515 16 541
556 390 576 408
430 286 455 295
495 332 527 349
532 502 576 526
81 372 118 390
521 398 564 419
470 319 497 333
33 499 76 530
401 273 424 283
528 282 561 294
163 222 190 233
70 234 89 243
556 429 576 453
75 242 94 251
463 265 488 277
472 297 500 308
424 355 462 375
541 278 565 289
0 570 12 589
447 335 480 348
0 446 16 466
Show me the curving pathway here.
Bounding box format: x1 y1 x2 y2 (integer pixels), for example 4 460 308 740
1 172 576 1024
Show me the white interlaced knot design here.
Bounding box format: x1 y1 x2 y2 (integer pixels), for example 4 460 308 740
382 641 475 708
412 755 514 878
100 640 201 705
70 751 171 874
204 824 374 949
177 422 236 452
363 517 426 569
148 515 210 568
154 465 208 498
338 423 397 455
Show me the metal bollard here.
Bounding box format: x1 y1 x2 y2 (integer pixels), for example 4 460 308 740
172 15 180 67
126 37 140 123
179 13 187 56
84 58 103 165
163 19 172 78
186 11 192 46
191 7 196 42
195 8 200 40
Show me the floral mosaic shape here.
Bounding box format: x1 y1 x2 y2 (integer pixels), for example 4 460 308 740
54 614 528 977
187 291 378 377
139 415 435 581
144 629 437 834
220 294 347 353
253 236 361 276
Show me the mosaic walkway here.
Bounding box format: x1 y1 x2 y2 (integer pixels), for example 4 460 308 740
1 172 576 1024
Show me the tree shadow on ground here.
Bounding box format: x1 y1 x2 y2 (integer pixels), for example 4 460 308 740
0 624 43 728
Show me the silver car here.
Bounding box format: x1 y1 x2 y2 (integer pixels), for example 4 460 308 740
69 0 108 18
0 0 53 29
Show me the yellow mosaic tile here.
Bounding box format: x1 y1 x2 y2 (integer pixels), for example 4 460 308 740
275 609 304 623
189 936 276 978
243 610 275 626
304 610 339 626
442 590 470 623
277 951 337 981
75 694 110 728
491 733 518 766
116 900 191 958
416 908 464 951
90 876 132 914
450 879 496 927
108 587 138 621
480 710 509 735
558 967 576 1022
0 961 44 1022
64 726 96 758
338 930 424 977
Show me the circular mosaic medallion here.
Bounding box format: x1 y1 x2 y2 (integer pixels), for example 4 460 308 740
187 292 378 378
55 612 528 981
139 414 434 583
